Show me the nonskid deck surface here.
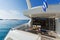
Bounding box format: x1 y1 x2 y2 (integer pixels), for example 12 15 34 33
5 30 41 40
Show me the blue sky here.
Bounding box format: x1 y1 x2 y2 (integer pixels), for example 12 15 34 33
30 0 60 7
0 0 60 19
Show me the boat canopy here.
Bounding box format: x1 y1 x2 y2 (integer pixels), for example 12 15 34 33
23 4 60 18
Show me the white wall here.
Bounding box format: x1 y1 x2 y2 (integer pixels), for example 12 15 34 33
56 18 60 35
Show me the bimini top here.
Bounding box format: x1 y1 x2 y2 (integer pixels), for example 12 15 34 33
23 4 60 18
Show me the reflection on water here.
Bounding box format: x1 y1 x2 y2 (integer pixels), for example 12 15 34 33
0 19 29 40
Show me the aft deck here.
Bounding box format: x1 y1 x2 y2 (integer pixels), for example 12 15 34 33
4 22 60 40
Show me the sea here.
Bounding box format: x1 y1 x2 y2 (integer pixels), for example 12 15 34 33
0 19 29 40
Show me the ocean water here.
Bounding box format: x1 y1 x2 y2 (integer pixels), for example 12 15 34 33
0 20 29 40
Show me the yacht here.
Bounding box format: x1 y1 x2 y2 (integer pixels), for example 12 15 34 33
4 0 60 40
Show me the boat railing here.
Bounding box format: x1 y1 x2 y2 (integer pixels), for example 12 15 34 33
11 23 30 31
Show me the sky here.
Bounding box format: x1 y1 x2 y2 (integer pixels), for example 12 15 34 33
0 0 60 19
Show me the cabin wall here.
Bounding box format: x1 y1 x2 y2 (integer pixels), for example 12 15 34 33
56 18 60 34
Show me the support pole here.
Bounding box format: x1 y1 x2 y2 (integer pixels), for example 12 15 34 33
26 0 32 9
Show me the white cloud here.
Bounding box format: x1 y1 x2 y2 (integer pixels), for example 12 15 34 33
0 10 30 19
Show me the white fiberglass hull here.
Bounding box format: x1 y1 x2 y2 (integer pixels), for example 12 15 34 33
4 30 41 40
